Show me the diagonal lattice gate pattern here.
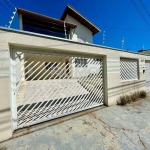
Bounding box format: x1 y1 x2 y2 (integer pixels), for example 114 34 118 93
12 50 104 129
120 58 138 81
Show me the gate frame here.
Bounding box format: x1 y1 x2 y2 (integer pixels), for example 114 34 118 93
10 48 18 131
10 47 105 130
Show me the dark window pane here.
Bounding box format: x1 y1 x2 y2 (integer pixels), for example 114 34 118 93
45 62 58 70
23 24 70 39
75 58 87 67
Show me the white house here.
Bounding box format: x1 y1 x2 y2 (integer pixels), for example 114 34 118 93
17 5 100 43
17 5 101 78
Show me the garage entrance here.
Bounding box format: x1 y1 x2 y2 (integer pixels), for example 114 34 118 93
11 49 104 129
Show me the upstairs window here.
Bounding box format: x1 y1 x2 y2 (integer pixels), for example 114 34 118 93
22 16 70 39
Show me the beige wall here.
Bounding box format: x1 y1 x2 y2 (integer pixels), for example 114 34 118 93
0 49 12 142
0 28 150 142
0 77 12 142
0 50 10 74
106 56 146 105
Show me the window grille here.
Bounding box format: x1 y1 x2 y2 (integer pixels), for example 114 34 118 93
120 58 138 81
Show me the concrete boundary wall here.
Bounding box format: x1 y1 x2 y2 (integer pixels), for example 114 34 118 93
0 28 150 142
0 77 12 142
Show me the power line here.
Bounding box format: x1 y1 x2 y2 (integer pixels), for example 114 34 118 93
0 0 16 27
0 0 17 28
101 25 150 31
130 0 150 29
0 0 13 12
140 0 150 18
0 6 11 17
6 0 15 9
0 12 8 22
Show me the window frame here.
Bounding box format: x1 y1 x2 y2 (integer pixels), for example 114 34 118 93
120 58 139 82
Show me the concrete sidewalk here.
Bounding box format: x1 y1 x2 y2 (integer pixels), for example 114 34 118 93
1 97 150 150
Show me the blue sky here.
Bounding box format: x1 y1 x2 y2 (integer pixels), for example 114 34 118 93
0 0 150 52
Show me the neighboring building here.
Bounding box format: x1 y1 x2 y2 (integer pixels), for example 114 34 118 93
138 49 150 54
17 5 100 43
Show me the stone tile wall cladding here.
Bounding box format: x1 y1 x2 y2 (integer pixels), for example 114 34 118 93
0 50 9 74
0 50 12 142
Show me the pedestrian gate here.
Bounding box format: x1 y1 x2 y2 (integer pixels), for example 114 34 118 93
11 49 104 129
145 61 150 92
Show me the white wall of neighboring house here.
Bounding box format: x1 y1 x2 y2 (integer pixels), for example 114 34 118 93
65 15 93 43
72 58 100 78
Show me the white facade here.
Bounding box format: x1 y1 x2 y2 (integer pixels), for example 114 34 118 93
65 15 93 43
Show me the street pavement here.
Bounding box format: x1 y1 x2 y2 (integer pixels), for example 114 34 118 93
1 97 150 150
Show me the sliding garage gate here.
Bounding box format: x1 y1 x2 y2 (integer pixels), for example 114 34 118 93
11 49 104 129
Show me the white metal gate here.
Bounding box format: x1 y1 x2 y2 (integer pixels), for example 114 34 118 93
145 62 150 92
11 49 104 129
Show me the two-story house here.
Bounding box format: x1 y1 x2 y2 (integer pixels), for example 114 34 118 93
17 5 100 43
16 5 101 79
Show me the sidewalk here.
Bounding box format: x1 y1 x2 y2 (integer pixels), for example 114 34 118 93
0 97 150 150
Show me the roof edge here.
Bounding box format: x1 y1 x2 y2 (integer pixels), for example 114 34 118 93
60 5 100 35
0 26 149 57
16 7 77 29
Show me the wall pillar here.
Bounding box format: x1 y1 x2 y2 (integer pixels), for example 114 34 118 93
0 47 12 142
